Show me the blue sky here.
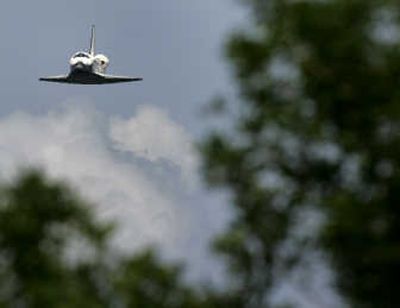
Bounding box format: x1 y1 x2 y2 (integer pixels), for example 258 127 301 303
0 0 245 135
0 0 247 284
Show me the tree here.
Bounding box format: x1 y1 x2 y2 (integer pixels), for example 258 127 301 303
0 170 111 307
202 0 400 307
0 170 208 308
114 250 211 308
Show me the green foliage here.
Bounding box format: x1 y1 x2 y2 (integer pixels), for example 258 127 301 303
114 250 199 308
0 170 208 308
0 170 110 307
202 0 400 307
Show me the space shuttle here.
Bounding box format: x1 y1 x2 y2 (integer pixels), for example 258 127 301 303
40 26 143 84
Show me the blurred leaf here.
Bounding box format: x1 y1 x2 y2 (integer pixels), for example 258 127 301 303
202 0 400 307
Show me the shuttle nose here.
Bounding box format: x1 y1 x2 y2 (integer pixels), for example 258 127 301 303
74 62 85 69
71 61 92 73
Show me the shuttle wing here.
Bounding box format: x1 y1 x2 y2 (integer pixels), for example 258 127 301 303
97 73 143 84
39 75 70 83
39 72 142 84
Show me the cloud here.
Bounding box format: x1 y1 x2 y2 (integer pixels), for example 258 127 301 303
0 103 349 302
0 103 230 283
110 105 198 182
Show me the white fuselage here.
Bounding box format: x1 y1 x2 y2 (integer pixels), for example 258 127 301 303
69 51 109 74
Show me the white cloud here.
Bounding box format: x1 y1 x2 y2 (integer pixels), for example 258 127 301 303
110 105 198 182
0 103 230 283
0 103 349 302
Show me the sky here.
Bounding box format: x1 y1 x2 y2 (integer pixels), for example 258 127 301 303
0 1 344 306
0 0 245 285
0 0 244 136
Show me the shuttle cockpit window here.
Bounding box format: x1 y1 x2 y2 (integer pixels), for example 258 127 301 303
73 52 90 58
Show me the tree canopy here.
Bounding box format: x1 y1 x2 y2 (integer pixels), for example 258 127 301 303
0 170 211 308
202 0 400 307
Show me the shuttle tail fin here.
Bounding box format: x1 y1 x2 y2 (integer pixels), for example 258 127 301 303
89 25 95 56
